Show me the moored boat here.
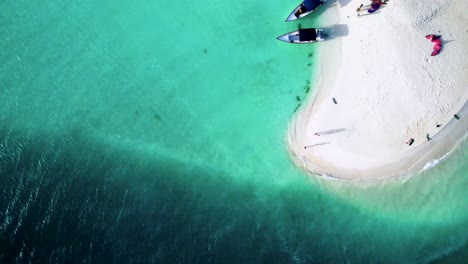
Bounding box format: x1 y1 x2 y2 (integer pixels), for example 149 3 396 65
285 0 328 22
277 28 327 44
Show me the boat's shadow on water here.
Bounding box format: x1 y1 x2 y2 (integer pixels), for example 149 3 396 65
322 24 349 40
321 0 351 40
336 0 352 8
311 0 353 17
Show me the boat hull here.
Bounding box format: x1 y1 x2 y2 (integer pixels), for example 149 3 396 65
276 29 326 44
285 0 328 22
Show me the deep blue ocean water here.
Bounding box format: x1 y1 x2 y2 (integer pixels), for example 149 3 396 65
1 1 466 263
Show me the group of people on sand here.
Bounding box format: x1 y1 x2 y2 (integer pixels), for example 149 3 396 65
304 0 460 151
308 112 462 149
405 114 462 147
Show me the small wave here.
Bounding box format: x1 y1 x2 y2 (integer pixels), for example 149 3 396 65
422 159 440 171
320 173 337 180
319 173 353 182
419 140 461 173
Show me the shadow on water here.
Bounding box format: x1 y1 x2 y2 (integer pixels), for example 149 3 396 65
337 0 352 8
0 127 343 263
322 24 349 40
0 127 466 263
291 0 349 40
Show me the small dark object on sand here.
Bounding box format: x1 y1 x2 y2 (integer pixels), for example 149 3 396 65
406 138 415 146
426 133 431 141
436 124 441 127
332 97 337 104
356 4 364 12
454 114 460 120
368 0 387 14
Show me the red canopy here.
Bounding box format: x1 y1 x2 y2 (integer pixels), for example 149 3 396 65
425 35 442 56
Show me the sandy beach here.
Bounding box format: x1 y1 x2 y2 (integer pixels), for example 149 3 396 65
287 0 468 181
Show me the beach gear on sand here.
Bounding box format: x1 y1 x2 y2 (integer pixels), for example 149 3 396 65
367 0 387 13
425 35 442 56
406 138 415 146
368 3 381 13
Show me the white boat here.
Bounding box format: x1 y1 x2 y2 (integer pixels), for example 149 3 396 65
277 28 327 44
285 0 328 22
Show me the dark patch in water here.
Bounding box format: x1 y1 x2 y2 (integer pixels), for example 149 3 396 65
304 80 311 93
293 103 302 113
0 128 459 263
0 129 326 263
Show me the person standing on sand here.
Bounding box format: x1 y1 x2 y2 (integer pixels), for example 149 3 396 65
356 3 364 13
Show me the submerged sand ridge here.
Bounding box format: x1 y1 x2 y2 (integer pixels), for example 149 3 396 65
287 0 468 181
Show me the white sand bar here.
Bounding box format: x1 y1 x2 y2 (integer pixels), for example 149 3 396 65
287 0 468 181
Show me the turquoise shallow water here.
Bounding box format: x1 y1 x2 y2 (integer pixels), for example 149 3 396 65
0 0 467 263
